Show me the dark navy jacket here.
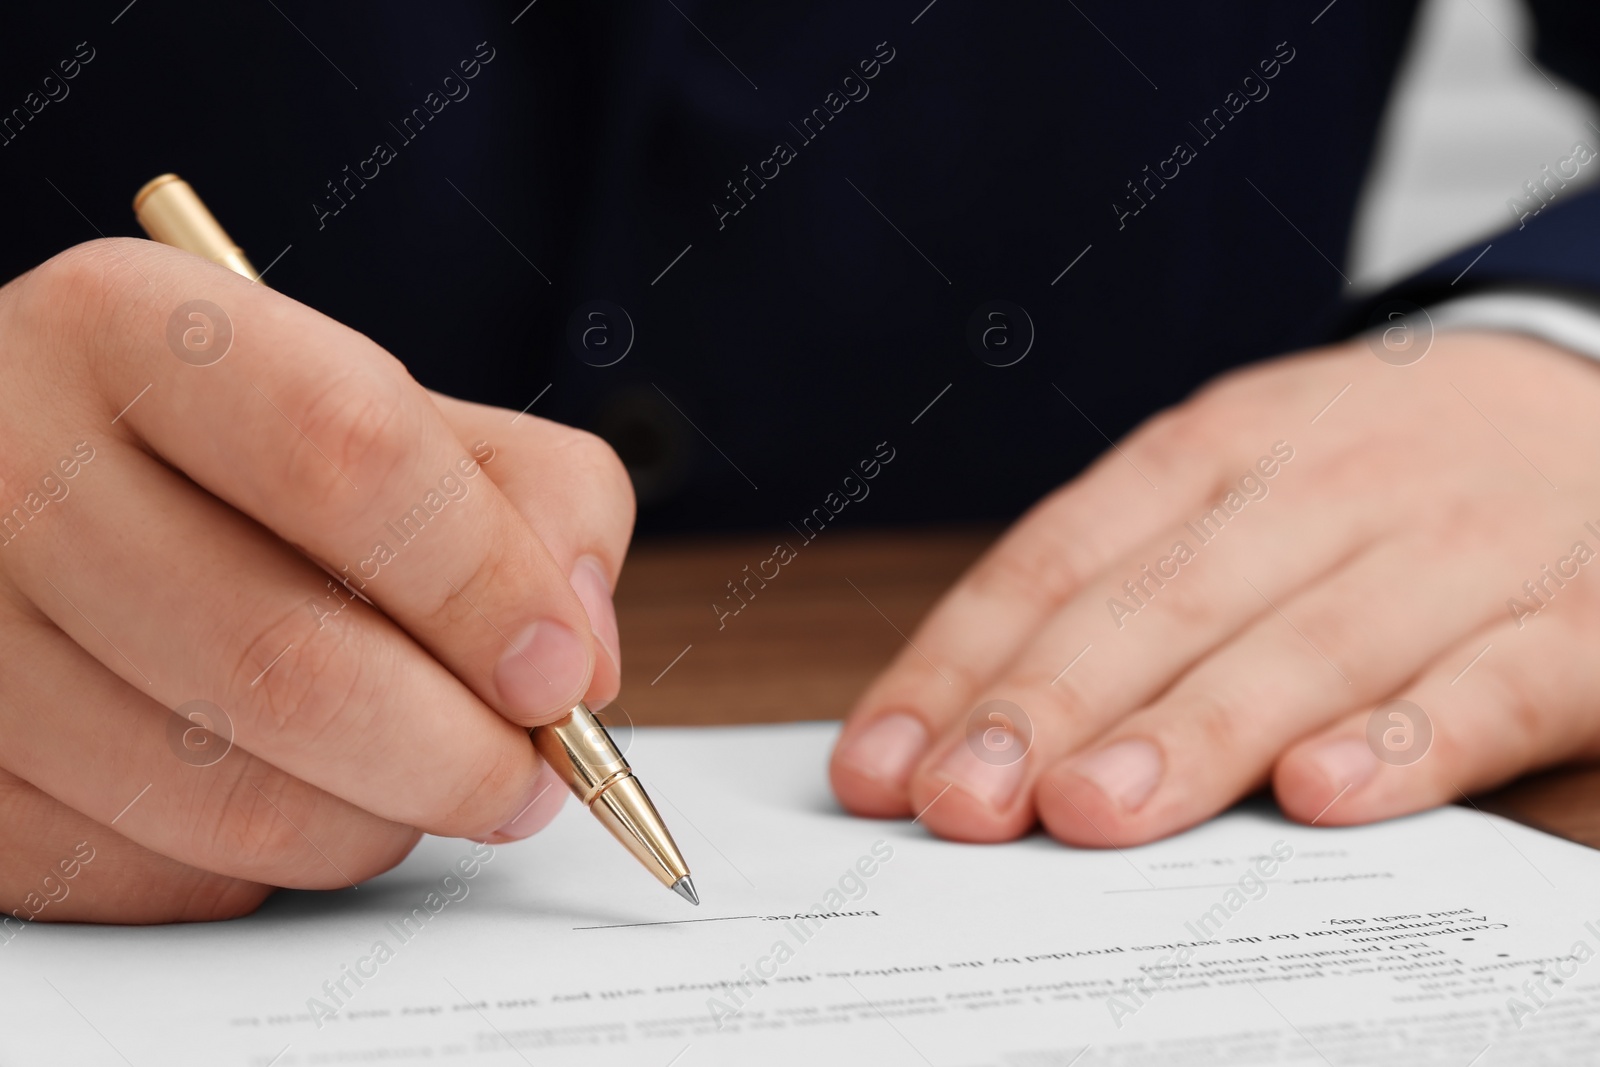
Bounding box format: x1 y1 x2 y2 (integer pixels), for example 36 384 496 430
3 2 1597 532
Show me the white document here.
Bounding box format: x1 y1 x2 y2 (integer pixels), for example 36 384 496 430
5 722 1600 1066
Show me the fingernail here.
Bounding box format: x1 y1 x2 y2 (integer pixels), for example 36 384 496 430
1306 737 1378 792
836 713 928 787
496 618 592 719
1064 739 1163 813
569 556 621 704
490 760 567 842
934 737 1028 812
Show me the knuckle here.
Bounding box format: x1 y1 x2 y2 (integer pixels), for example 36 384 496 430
538 423 637 539
1313 445 1386 499
428 740 530 837
202 765 418 889
277 368 419 506
966 524 1089 608
10 240 149 377
964 549 1039 606
552 425 629 490
227 600 379 751
1124 405 1226 486
1502 695 1547 763
1131 404 1216 460
847 658 954 727
1189 363 1265 406
1410 499 1506 559
169 876 275 922
418 542 512 632
19 240 142 321
914 635 989 697
1463 666 1545 766
203 773 315 878
1182 688 1249 754
1142 561 1218 630
343 831 420 885
1033 668 1092 727
1289 605 1365 674
327 824 420 887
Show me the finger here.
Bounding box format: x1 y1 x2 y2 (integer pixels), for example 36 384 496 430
0 768 271 925
22 240 598 725
900 489 1375 842
0 588 434 888
1036 535 1514 847
429 391 635 707
1274 604 1600 827
830 407 1235 814
3 436 565 842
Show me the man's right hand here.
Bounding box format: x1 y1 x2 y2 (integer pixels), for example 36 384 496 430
0 239 634 924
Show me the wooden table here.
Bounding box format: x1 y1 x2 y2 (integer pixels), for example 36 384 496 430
613 527 1600 849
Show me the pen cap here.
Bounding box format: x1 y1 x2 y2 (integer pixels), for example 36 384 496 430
532 703 631 806
133 174 260 283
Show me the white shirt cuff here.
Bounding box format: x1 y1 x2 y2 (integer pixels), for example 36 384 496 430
1425 289 1600 362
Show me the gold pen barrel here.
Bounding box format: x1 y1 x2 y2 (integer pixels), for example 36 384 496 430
533 703 693 894
133 174 260 282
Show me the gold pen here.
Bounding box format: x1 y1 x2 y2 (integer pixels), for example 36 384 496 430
133 174 698 906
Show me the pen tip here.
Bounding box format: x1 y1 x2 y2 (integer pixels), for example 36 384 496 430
671 876 699 906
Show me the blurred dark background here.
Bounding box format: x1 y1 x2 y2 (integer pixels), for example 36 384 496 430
1 1 1595 535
